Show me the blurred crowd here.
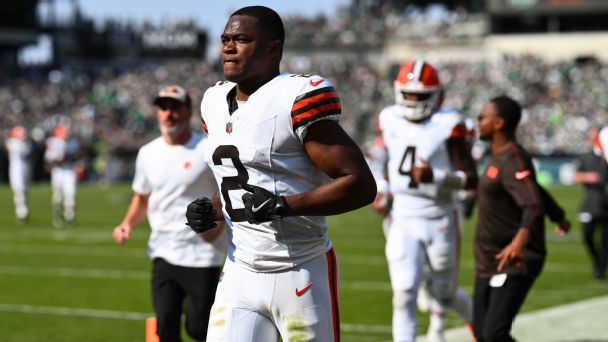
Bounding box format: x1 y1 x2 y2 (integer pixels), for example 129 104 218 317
2 1 608 183
283 2 485 48
440 55 608 156
2 53 607 183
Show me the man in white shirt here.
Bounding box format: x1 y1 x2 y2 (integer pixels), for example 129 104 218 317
5 125 31 223
112 85 227 342
185 6 376 342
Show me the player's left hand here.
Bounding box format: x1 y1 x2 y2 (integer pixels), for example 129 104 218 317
241 184 286 224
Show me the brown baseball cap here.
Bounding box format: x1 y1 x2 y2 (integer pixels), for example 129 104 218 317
153 85 191 107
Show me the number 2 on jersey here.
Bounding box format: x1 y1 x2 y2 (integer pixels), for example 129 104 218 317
212 145 249 222
398 146 418 188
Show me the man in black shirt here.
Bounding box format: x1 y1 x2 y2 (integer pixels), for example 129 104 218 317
473 96 571 342
574 126 608 280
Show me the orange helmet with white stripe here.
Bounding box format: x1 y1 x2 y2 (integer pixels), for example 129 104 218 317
394 59 441 121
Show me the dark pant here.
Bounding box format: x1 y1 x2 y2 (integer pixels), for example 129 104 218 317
152 258 221 342
473 273 536 342
582 217 608 279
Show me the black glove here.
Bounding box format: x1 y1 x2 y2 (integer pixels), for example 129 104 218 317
186 197 217 233
241 184 286 224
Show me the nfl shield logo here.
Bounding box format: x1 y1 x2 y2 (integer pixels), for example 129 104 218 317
226 122 233 134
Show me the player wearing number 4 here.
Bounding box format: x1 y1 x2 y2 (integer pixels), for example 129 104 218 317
185 6 376 342
473 96 571 342
370 60 478 342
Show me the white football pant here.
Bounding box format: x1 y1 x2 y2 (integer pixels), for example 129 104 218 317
50 167 77 221
206 248 340 342
385 211 466 342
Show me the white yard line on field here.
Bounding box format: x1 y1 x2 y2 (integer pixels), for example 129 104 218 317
0 244 592 274
0 243 145 258
1 264 603 304
0 303 151 321
0 303 391 335
0 265 149 280
2 296 607 340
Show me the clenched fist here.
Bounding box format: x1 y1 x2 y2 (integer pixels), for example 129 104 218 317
186 197 217 233
241 184 286 224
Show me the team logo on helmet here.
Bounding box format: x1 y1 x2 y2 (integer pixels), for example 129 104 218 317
394 60 442 122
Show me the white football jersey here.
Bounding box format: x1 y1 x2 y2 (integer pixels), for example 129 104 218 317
376 106 468 218
133 132 227 268
6 137 30 171
200 72 341 272
6 137 31 190
44 136 79 169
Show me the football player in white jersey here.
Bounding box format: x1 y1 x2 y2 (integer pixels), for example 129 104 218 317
44 123 80 227
112 85 227 342
5 125 31 223
370 60 478 342
185 6 376 342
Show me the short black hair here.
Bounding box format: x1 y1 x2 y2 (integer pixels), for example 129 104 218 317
231 6 285 46
491 95 521 136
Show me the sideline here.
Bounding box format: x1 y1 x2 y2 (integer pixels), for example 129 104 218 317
416 295 608 341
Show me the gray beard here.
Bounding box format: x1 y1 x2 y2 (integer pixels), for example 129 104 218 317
160 122 187 140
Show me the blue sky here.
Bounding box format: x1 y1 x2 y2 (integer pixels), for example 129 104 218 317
20 0 345 64
77 0 343 35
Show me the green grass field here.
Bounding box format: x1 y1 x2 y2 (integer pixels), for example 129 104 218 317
0 183 606 341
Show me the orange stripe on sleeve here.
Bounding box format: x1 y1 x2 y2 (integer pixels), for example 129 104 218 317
292 91 338 112
450 123 470 138
291 102 341 125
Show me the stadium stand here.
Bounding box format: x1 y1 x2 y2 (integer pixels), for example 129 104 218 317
2 0 608 183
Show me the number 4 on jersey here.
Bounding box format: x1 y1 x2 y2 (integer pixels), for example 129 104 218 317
398 146 418 188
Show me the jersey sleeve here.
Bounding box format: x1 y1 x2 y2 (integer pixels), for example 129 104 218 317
132 148 152 195
200 88 211 134
500 149 543 231
449 121 473 139
200 114 208 134
368 117 389 193
199 81 226 135
291 76 341 143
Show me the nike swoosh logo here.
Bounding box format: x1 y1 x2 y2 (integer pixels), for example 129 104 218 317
251 198 272 212
310 78 323 87
515 170 531 180
295 282 314 297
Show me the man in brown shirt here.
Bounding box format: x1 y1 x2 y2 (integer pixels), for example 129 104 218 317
473 95 571 342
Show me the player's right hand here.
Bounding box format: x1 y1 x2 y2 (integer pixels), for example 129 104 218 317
186 197 218 234
112 225 131 244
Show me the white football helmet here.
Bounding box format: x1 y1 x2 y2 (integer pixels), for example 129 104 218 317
394 60 442 121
